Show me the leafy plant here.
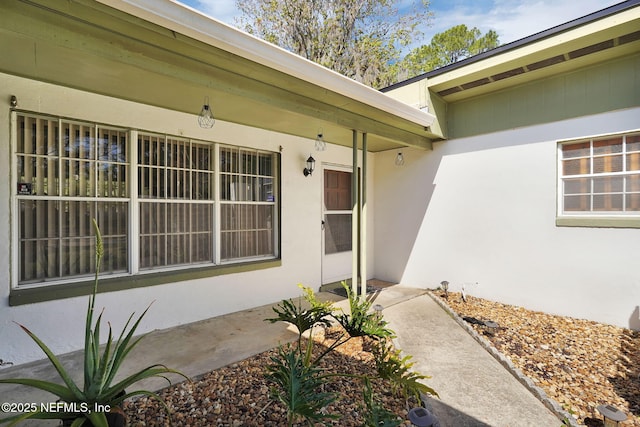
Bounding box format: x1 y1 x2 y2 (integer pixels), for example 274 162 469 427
332 282 394 340
264 281 437 425
0 219 188 427
361 377 403 427
373 338 438 401
265 345 338 427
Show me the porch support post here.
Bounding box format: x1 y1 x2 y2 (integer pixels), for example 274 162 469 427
360 132 367 297
351 129 359 297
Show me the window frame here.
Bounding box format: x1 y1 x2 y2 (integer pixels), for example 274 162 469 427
557 129 640 228
10 111 281 304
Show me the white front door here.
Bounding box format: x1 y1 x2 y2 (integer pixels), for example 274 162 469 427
321 166 353 284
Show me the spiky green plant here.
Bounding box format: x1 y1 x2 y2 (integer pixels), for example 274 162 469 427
0 219 188 426
265 345 338 427
361 377 403 427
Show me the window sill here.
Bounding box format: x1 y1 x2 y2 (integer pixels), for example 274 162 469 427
9 259 281 306
556 216 640 228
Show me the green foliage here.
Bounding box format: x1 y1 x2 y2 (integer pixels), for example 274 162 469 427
396 24 500 80
265 282 436 424
373 338 438 401
332 282 394 340
0 219 188 426
265 345 338 427
361 377 403 427
235 0 432 88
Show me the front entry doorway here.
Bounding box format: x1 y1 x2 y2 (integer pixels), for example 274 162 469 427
321 167 353 284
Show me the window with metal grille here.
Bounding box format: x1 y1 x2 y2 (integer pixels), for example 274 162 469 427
15 114 129 284
219 146 276 261
13 112 279 289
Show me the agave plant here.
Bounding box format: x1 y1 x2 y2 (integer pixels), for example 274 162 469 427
0 219 188 426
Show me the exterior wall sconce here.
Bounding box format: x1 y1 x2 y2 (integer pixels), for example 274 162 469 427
395 152 405 166
315 130 326 151
303 155 315 177
198 96 215 128
597 405 626 426
10 95 17 108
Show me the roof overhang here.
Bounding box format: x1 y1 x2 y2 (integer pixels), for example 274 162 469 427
384 0 640 104
0 0 437 152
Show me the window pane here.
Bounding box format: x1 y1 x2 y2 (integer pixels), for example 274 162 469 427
564 178 590 195
325 170 352 210
562 158 589 176
627 134 640 153
626 153 640 172
593 176 623 193
593 155 623 174
593 137 622 155
626 194 640 211
564 195 590 212
593 194 623 211
19 199 127 284
562 142 590 159
324 214 352 254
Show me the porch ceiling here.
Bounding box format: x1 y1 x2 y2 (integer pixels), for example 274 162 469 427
0 0 438 152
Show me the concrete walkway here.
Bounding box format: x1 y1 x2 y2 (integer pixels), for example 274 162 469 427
0 285 563 426
382 292 562 426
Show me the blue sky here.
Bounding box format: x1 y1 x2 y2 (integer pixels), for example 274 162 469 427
177 0 621 47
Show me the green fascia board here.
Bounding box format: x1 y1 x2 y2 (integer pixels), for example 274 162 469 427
9 259 282 306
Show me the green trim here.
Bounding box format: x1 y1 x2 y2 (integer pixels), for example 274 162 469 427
556 216 640 228
9 259 281 306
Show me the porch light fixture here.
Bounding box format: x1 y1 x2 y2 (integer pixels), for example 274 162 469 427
10 95 17 108
395 152 405 166
597 405 627 427
197 96 215 128
315 129 326 151
303 155 315 177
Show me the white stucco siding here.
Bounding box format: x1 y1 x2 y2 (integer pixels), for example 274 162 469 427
374 107 640 329
0 72 368 366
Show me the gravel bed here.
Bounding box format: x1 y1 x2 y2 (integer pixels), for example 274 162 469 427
124 327 417 426
437 291 640 427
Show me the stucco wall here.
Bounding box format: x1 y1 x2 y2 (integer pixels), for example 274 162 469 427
373 107 640 329
0 73 372 366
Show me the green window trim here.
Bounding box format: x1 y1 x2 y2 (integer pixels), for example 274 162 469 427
556 216 640 228
9 257 281 306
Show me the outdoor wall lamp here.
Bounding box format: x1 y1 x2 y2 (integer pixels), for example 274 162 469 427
303 155 315 177
315 129 326 151
597 405 626 426
198 96 215 128
395 152 405 166
10 95 17 108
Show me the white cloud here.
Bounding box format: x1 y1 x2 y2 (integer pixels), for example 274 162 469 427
427 0 621 45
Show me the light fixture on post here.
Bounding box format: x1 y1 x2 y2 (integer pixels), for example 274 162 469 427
198 96 215 128
597 405 627 427
303 155 315 177
315 129 326 151
440 280 449 299
395 152 405 166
